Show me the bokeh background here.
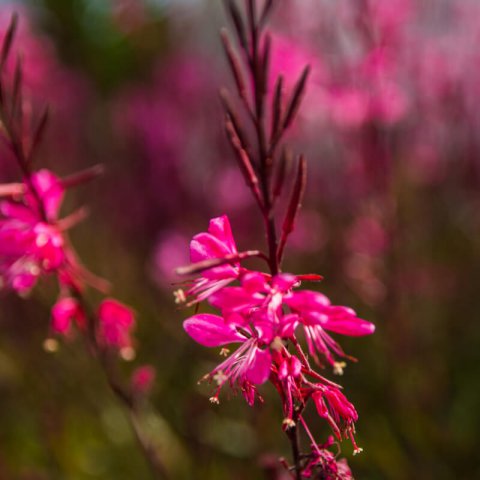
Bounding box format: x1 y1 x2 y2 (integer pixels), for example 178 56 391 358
1 0 480 478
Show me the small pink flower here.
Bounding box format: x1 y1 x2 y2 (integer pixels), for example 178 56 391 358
302 439 353 479
131 365 156 396
312 385 362 453
0 170 66 293
184 313 272 405
51 297 85 336
0 169 107 294
186 215 241 303
97 298 135 350
284 290 375 368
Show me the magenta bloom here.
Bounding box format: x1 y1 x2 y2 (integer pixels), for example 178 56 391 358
284 290 375 368
312 385 361 453
97 299 136 351
0 169 106 294
184 313 272 405
186 215 241 303
302 438 353 479
179 215 374 450
0 170 66 293
51 297 85 336
209 271 375 370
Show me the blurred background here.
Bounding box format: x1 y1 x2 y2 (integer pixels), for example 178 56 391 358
0 0 480 478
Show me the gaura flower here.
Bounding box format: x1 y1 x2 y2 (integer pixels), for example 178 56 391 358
184 215 241 304
97 298 136 354
312 385 362 454
209 271 375 371
0 169 108 294
184 313 272 405
284 290 375 370
51 296 85 336
0 170 66 293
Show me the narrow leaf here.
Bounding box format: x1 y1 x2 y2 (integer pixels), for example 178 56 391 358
278 155 307 262
259 0 275 27
282 65 310 131
225 118 263 208
270 75 283 140
226 0 248 50
220 29 247 101
219 88 250 152
260 33 271 95
272 148 291 200
29 107 49 159
0 13 18 70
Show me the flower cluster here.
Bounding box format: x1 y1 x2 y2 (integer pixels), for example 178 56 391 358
180 215 374 454
0 168 137 355
0 169 82 293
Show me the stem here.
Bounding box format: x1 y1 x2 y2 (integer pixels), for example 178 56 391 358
75 292 170 480
246 1 300 473
286 424 302 480
247 1 279 275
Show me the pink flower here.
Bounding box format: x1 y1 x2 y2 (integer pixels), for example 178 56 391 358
312 385 362 454
302 438 353 479
0 169 107 294
131 365 156 396
284 290 375 368
97 299 135 351
209 272 374 369
184 313 272 405
185 215 242 303
0 170 66 293
51 296 85 336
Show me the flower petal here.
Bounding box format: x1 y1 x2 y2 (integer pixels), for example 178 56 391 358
207 215 237 254
245 347 272 384
183 313 244 347
285 290 331 311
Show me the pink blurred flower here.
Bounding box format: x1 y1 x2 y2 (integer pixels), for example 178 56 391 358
51 297 85 336
131 365 156 396
303 437 353 479
152 231 190 286
97 298 136 351
0 170 66 293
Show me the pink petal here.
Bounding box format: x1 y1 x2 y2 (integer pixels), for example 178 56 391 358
190 233 237 279
183 313 244 347
1 201 37 224
279 313 299 338
323 313 375 337
207 215 237 254
51 297 81 335
31 170 64 221
98 299 135 327
97 299 135 348
245 347 271 384
241 271 268 293
289 355 302 377
271 273 299 291
209 287 261 313
190 233 233 262
285 290 331 311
